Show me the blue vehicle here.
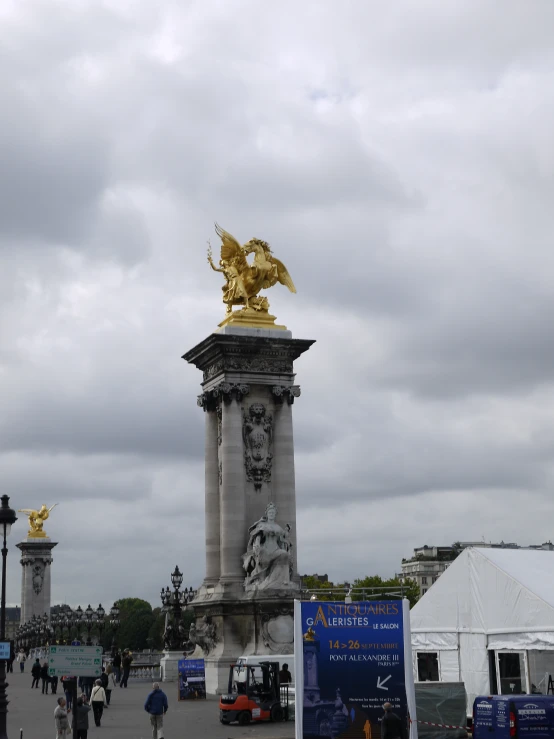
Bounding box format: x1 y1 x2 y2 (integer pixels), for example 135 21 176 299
473 696 554 739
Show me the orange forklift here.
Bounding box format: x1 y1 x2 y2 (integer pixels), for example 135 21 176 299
219 661 287 725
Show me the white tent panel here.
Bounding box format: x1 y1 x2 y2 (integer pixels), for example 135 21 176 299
412 632 458 650
488 632 554 650
439 650 460 682
459 631 489 710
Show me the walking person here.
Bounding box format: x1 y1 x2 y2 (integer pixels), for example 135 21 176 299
17 649 27 673
105 668 116 706
75 696 91 739
41 660 51 694
119 650 133 688
54 696 71 739
51 674 59 694
381 702 406 739
90 679 107 727
31 657 41 688
113 650 122 683
61 676 73 711
144 681 168 739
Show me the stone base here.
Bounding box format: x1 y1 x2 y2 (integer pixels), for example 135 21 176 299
190 586 297 695
159 650 183 682
217 307 288 331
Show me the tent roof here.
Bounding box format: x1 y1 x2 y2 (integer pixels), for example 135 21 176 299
410 547 554 634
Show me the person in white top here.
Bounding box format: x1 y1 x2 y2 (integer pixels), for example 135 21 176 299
17 649 27 673
90 679 107 727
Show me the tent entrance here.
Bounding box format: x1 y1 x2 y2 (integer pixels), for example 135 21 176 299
495 651 529 695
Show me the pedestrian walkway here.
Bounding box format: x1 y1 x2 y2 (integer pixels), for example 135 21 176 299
6 668 294 738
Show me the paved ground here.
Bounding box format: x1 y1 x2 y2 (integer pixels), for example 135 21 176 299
5 669 295 739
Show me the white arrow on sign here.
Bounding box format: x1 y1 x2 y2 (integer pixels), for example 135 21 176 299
377 675 392 690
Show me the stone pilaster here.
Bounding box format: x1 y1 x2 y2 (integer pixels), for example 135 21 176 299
16 539 58 624
271 386 300 581
220 386 249 583
204 406 220 583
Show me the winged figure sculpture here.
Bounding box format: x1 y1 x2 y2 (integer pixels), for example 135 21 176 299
18 503 58 537
208 223 296 318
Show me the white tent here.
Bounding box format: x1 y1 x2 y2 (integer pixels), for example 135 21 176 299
410 547 554 712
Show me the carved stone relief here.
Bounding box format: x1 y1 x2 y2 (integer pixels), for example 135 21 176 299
272 385 301 404
243 403 273 491
202 355 293 382
32 562 45 595
197 382 250 411
188 615 218 655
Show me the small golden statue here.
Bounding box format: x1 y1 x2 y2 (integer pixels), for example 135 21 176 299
303 626 317 641
18 504 58 539
208 223 296 330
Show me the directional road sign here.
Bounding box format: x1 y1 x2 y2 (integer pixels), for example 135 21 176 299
48 645 103 677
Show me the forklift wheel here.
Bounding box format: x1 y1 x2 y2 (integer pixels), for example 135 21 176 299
238 711 251 726
270 704 285 722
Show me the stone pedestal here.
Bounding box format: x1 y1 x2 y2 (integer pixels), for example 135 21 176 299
160 650 183 682
183 326 314 694
16 538 57 623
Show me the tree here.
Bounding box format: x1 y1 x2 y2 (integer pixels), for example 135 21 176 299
353 575 420 608
301 574 420 608
112 598 155 652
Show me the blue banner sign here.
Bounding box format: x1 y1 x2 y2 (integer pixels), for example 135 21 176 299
177 658 206 700
294 600 417 739
0 642 10 660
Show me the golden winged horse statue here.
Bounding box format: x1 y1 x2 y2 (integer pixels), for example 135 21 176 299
207 223 296 329
18 503 58 538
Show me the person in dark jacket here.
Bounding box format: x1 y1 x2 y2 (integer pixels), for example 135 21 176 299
75 696 91 739
40 661 51 694
81 675 94 699
119 651 133 688
113 651 122 683
31 658 41 688
381 703 406 739
144 682 168 739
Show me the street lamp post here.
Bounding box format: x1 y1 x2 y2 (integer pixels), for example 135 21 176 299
160 566 196 651
84 605 94 646
0 495 17 739
109 605 120 658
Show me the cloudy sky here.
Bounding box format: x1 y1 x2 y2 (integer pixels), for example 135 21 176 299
3 0 554 609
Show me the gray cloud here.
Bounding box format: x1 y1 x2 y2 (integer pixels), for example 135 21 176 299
3 0 554 608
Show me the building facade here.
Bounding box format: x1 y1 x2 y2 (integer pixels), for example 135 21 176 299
5 606 21 642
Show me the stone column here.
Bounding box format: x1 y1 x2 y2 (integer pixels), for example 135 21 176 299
204 405 220 583
17 540 57 623
272 385 300 580
219 384 249 583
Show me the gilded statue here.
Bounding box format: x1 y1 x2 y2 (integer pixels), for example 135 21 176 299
18 504 58 538
207 223 296 329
